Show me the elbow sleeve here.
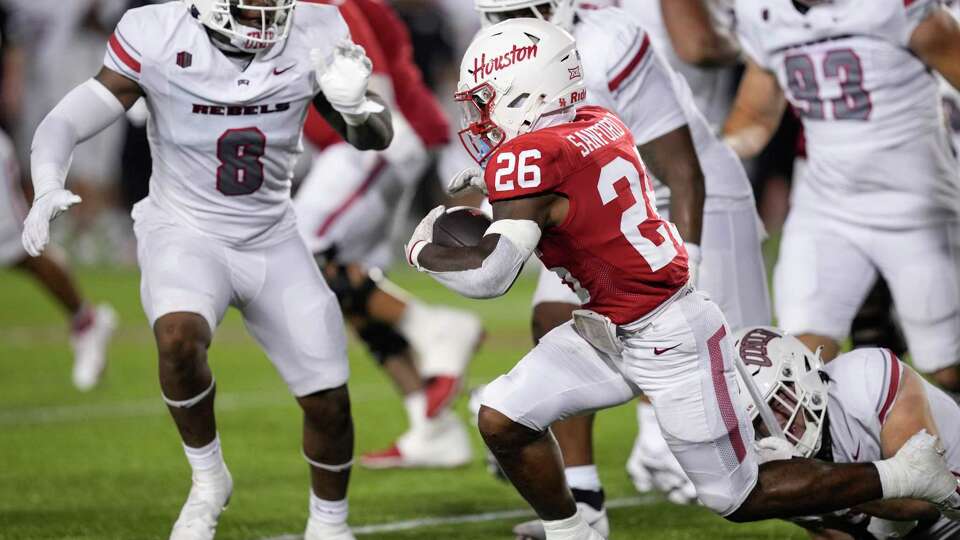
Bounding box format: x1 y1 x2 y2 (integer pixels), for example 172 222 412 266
431 220 542 299
31 78 126 195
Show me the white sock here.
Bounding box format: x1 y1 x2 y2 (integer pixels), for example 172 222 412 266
183 434 225 475
404 391 427 431
542 511 591 540
309 491 349 525
565 465 602 492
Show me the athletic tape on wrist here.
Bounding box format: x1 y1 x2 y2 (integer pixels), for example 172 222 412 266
162 378 215 409
303 452 354 472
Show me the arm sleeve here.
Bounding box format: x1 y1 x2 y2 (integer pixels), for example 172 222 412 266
585 22 687 145
31 79 126 195
429 220 541 299
485 133 570 203
103 11 146 82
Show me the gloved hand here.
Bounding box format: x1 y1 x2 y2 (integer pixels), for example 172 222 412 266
312 41 383 125
21 188 81 257
875 430 956 503
405 206 445 270
686 243 702 287
753 437 794 464
446 167 486 197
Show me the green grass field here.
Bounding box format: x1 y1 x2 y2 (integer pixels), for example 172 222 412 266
0 265 804 540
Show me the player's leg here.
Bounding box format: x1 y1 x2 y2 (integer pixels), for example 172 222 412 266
773 210 876 361
134 209 234 540
12 251 117 390
626 196 772 503
878 223 960 395
0 175 117 390
237 234 355 538
479 322 639 539
510 266 609 538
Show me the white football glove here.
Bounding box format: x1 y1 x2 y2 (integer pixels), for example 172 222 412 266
21 188 81 257
874 430 957 504
312 41 383 125
446 167 486 197
753 437 794 464
686 243 702 287
405 205 445 271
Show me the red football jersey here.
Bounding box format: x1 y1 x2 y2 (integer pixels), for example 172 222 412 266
485 107 689 325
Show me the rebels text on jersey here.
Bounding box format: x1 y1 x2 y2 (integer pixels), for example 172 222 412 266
104 2 349 246
486 107 689 325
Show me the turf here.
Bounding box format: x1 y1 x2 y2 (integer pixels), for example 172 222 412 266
0 266 805 539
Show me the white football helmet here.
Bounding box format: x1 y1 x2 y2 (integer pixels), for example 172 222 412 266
456 18 585 164
183 0 296 53
474 0 577 32
733 327 830 458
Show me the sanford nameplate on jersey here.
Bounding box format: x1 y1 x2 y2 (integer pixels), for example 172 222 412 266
192 103 292 116
566 113 627 157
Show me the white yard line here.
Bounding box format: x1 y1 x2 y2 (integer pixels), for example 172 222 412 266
260 495 657 539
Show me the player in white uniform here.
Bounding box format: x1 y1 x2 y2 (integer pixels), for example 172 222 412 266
0 127 116 391
614 0 741 130
725 0 960 396
468 1 770 534
734 327 960 539
20 1 393 539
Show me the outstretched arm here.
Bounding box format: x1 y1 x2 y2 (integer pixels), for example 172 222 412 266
406 195 561 299
22 67 142 256
660 0 740 67
722 60 787 160
312 90 392 151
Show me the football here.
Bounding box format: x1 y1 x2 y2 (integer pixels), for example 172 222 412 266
433 206 492 247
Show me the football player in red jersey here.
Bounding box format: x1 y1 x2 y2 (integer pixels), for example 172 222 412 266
406 18 960 539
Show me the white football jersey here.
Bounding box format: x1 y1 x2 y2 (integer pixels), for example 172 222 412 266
790 348 960 538
736 0 960 228
104 2 349 246
619 0 739 129
574 5 754 200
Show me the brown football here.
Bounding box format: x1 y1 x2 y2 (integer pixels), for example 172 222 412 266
433 207 492 247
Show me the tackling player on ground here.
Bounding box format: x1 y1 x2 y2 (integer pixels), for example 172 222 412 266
21 1 393 538
724 0 960 396
734 327 960 539
408 18 959 540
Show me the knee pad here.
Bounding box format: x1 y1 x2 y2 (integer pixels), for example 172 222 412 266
357 322 409 365
324 264 378 317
